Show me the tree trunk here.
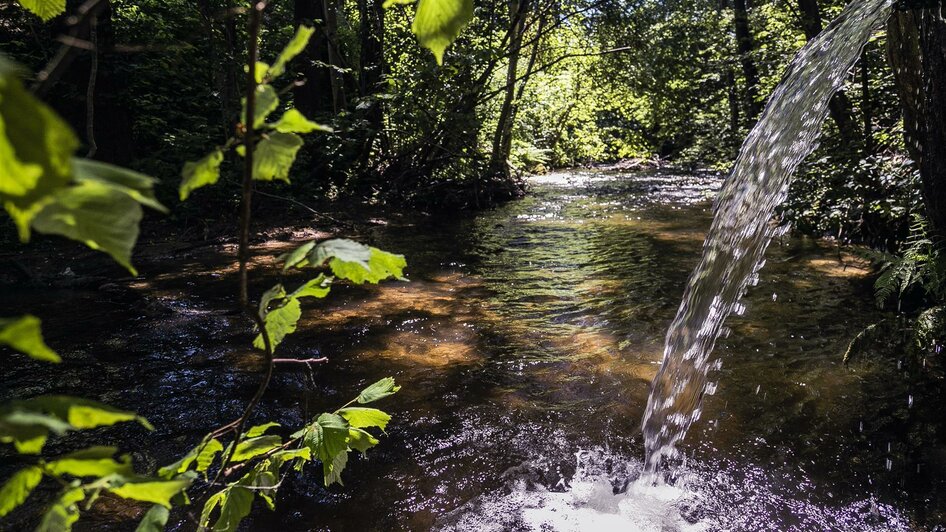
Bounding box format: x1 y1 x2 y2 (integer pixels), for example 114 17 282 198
87 0 135 164
732 0 761 120
797 0 859 144
323 0 347 113
888 8 946 239
358 0 384 134
489 0 527 174
294 0 336 117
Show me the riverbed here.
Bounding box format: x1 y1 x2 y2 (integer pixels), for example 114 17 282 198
1 169 943 530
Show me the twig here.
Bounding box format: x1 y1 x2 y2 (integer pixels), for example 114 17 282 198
84 14 98 158
273 357 328 364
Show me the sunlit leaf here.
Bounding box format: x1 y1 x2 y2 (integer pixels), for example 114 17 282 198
270 108 332 134
253 297 301 351
198 490 224 530
0 466 42 517
289 274 332 299
231 435 282 463
302 239 407 284
338 407 391 431
0 59 78 239
303 413 351 486
196 438 224 473
210 486 254 532
135 504 169 532
72 158 167 213
411 0 473 64
180 150 224 201
245 422 280 438
109 478 191 508
36 488 84 532
241 84 278 129
0 409 69 454
15 0 66 21
0 315 60 363
356 377 401 404
252 132 303 182
45 446 133 477
30 181 143 275
346 428 379 453
278 241 315 270
268 25 316 80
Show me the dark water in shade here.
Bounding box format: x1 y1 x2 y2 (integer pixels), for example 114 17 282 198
1 170 944 530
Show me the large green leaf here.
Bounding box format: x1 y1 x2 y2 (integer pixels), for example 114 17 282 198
22 395 152 431
356 377 401 404
45 446 133 478
278 241 315 270
0 466 42 517
0 409 71 454
210 486 254 532
179 150 224 201
267 25 316 80
230 435 282 463
0 315 60 363
252 132 303 182
135 505 170 532
411 0 473 64
30 181 143 275
270 108 332 134
334 248 407 284
253 297 301 351
346 428 380 453
242 84 278 129
297 239 407 284
338 407 391 431
72 158 167 213
36 488 84 532
109 478 191 508
245 422 280 438
0 59 78 239
289 275 333 299
303 413 351 486
15 0 66 21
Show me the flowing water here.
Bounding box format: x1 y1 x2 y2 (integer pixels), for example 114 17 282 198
641 0 897 476
3 169 945 530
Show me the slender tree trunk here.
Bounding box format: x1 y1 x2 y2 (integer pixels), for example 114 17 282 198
718 0 740 151
861 47 873 156
323 0 347 113
196 0 230 141
358 0 384 131
732 0 761 120
294 0 335 117
888 8 946 240
87 0 135 164
490 0 527 174
797 0 859 144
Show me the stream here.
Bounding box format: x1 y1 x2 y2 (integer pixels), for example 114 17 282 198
1 169 944 530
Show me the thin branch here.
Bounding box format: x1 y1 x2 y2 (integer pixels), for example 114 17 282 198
32 0 108 96
273 357 329 364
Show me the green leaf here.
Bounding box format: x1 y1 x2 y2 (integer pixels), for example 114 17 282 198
231 435 282 463
212 487 254 532
36 488 84 532
305 239 407 284
257 284 287 319
45 446 133 478
199 490 224 530
268 25 316 80
270 108 332 134
252 132 303 182
346 428 379 453
196 438 224 473
0 59 78 239
245 422 280 438
242 84 278 129
30 181 143 275
303 413 351 486
179 150 224 201
338 407 391 431
253 297 301 351
278 241 315 270
248 61 269 84
109 478 191 508
15 0 66 21
356 377 401 404
135 505 169 532
72 158 167 213
17 395 152 431
289 274 332 299
0 466 42 517
0 315 60 363
411 0 473 64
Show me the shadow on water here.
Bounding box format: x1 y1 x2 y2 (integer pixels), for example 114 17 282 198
1 169 944 530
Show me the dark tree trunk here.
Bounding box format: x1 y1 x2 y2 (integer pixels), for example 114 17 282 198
489 0 527 175
87 0 135 164
797 0 859 144
358 0 385 134
888 8 946 239
732 0 761 120
294 0 336 117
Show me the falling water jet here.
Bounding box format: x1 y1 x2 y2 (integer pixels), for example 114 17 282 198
640 0 896 479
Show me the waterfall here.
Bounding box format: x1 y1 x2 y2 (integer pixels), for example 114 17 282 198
641 0 896 476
